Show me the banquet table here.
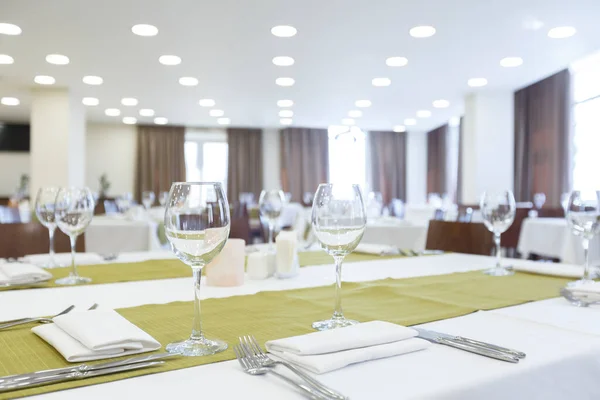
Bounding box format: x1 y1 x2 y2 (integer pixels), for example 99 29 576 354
85 216 162 255
361 218 428 250
2 251 600 399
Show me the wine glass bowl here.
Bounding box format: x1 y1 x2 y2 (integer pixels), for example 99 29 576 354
258 189 285 251
480 190 516 276
34 187 61 268
159 191 169 207
142 191 156 210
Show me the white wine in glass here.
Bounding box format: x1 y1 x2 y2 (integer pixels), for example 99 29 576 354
35 187 61 268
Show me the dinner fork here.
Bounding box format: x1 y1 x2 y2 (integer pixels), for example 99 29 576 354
233 344 329 400
0 305 75 330
240 335 347 400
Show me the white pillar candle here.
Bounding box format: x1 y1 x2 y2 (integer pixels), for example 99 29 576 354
276 230 299 278
247 251 274 280
205 238 245 287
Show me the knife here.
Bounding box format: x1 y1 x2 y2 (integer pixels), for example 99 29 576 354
0 353 177 384
415 328 521 363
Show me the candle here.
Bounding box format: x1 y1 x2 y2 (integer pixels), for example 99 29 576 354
247 251 275 280
276 230 299 278
205 238 245 287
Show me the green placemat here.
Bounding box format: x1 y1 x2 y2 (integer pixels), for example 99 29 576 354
0 270 571 399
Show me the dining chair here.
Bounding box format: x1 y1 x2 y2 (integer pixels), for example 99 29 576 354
425 220 493 255
229 202 252 243
0 222 85 258
500 207 530 254
537 207 565 218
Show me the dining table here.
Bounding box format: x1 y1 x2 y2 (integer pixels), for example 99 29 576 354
361 218 429 250
85 215 163 255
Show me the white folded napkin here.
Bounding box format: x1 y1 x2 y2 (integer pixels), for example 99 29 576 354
513 263 584 278
0 263 52 285
265 321 430 374
32 309 161 362
355 243 399 256
22 253 105 266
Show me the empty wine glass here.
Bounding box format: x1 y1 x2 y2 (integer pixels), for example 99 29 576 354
533 193 546 210
480 190 516 276
159 191 169 207
303 192 314 206
565 190 600 287
142 191 155 210
54 187 95 285
366 191 384 218
311 183 367 331
34 187 61 268
164 182 230 356
259 189 285 251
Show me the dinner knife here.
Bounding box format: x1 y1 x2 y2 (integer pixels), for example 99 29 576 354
414 328 521 363
0 353 177 384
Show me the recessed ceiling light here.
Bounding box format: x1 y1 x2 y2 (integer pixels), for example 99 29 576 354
432 99 450 108
45 54 69 65
210 109 225 117
342 118 355 126
277 99 293 107
179 77 198 86
404 118 417 126
279 110 294 118
82 97 99 106
280 118 293 125
271 25 297 38
416 110 432 118
272 56 295 66
34 75 55 85
159 55 181 65
123 117 137 125
393 125 406 133
0 23 22 36
500 57 523 67
548 26 576 39
409 25 436 38
276 77 295 86
0 54 13 64
468 78 488 87
355 100 372 108
121 98 138 106
0 97 19 106
154 117 168 125
83 75 103 85
386 57 408 67
348 110 362 118
372 78 392 87
199 99 216 107
131 24 158 37
139 108 155 117
217 117 231 125
105 108 121 117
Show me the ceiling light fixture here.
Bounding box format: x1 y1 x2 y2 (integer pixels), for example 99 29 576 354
82 97 99 106
280 118 293 125
372 77 392 87
386 57 408 67
547 26 576 39
272 56 295 66
500 57 523 67
210 109 225 117
34 75 55 85
121 98 138 106
105 108 121 116
131 24 158 37
355 100 372 108
179 77 199 86
0 23 22 35
276 77 295 86
468 78 488 87
83 75 103 85
217 117 231 125
342 118 355 126
409 25 436 38
154 117 168 125
432 99 450 108
199 99 216 107
123 117 137 125
404 118 417 126
416 110 432 118
159 55 181 65
0 97 19 106
0 54 14 64
393 125 406 133
277 99 293 107
139 109 155 117
45 54 70 65
348 110 362 118
271 25 297 37
279 110 293 118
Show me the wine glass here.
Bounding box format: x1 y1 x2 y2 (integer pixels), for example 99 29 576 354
54 187 95 285
142 191 155 210
164 182 230 356
480 190 516 276
34 187 61 268
533 193 546 210
259 189 285 251
159 191 169 207
311 183 367 331
565 190 600 287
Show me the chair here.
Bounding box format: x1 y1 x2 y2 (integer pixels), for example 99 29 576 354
500 207 530 251
0 222 85 258
229 203 252 243
0 206 21 223
538 207 565 218
425 220 493 255
456 207 473 223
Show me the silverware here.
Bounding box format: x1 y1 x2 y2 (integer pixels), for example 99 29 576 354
0 353 176 384
415 328 521 363
88 303 99 311
100 253 118 261
0 360 164 393
240 335 347 400
233 344 328 400
0 305 75 330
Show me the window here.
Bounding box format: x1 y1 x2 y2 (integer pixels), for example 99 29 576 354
184 129 228 191
327 126 367 190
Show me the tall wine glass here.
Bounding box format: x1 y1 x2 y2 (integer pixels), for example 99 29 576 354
259 189 285 251
311 183 367 331
159 191 169 207
480 190 516 276
142 191 155 210
54 187 95 285
565 190 600 287
533 193 546 210
35 187 61 268
164 182 230 356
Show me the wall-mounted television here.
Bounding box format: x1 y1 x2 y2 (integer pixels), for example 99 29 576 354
0 123 30 152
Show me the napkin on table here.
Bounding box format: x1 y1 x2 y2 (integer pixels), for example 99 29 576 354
354 243 399 256
513 263 584 278
0 263 52 285
22 253 105 266
265 321 430 374
32 308 161 362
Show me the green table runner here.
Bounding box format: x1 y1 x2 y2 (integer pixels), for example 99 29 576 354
0 270 572 399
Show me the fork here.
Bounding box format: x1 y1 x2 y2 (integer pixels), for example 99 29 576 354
233 344 329 400
0 305 75 330
240 335 347 400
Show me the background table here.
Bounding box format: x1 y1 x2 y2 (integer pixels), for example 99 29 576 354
362 218 428 250
85 216 162 255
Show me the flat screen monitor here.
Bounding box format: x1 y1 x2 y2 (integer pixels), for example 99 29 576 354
0 123 30 152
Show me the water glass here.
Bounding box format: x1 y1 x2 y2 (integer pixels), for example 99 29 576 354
142 191 155 210
533 193 546 210
259 189 285 251
480 190 516 276
159 191 169 206
34 187 61 268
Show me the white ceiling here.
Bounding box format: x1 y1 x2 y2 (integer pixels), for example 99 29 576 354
0 0 600 131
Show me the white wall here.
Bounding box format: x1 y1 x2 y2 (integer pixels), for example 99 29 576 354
0 153 29 196
262 128 281 189
406 131 427 204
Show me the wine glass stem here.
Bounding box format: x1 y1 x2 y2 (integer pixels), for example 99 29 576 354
190 267 204 341
268 222 274 251
582 238 591 281
494 232 502 269
333 255 345 320
69 235 79 277
48 227 55 258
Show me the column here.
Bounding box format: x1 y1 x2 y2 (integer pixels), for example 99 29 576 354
30 88 86 196
406 131 427 204
262 128 281 189
460 91 514 204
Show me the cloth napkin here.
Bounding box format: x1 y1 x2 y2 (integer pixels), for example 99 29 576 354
0 263 52 285
32 309 161 362
513 263 585 278
265 321 430 374
355 243 399 256
564 281 600 302
22 253 105 266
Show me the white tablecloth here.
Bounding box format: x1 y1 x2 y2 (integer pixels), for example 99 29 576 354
85 216 162 255
2 252 600 398
362 219 428 250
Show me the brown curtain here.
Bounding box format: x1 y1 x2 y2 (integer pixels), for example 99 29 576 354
427 124 448 195
369 130 407 203
227 128 263 203
135 125 186 201
280 128 328 202
514 69 570 206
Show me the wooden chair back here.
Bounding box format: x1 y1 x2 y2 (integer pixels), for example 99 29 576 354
500 207 530 249
0 223 85 258
538 207 565 218
425 220 493 255
229 203 252 243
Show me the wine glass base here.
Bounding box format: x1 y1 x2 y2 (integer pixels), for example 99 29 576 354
166 337 228 357
483 267 514 276
312 317 359 331
55 275 92 285
566 279 595 288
